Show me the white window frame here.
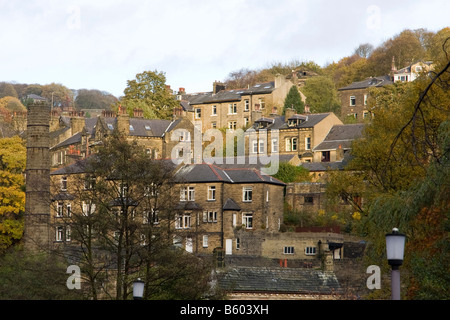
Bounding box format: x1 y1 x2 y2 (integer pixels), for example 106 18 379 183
175 213 191 229
212 105 217 116
188 186 195 201
350 96 356 106
61 177 67 191
228 121 237 130
208 186 216 201
56 226 64 242
271 139 278 153
244 100 249 111
57 202 64 217
202 235 208 248
242 187 252 202
242 213 253 229
285 138 291 151
292 138 298 151
228 103 237 114
195 108 201 119
284 246 295 254
305 137 311 150
305 246 317 255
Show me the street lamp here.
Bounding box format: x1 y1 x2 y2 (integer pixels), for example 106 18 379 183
133 278 145 300
386 228 406 300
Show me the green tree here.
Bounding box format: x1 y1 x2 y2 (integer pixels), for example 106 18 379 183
0 249 83 299
302 76 341 113
0 136 26 253
283 85 304 114
271 162 310 183
120 70 178 120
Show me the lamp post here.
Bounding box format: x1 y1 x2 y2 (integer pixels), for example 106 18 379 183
133 278 145 300
385 228 406 300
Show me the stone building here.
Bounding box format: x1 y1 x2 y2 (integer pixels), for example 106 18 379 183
177 75 299 132
338 75 392 122
49 160 286 256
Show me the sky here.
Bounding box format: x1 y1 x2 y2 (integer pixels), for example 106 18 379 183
0 0 449 97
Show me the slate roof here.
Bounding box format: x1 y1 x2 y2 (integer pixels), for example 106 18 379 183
129 118 174 137
222 198 241 211
300 153 353 172
184 81 275 105
338 75 393 91
313 123 364 151
261 113 332 131
174 163 286 186
218 266 341 295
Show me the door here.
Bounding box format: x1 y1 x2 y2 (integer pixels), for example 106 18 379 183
225 239 233 255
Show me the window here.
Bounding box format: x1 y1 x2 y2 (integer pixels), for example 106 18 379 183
259 98 265 109
57 202 64 217
364 94 368 105
208 186 216 201
242 213 253 229
179 131 190 141
271 139 278 153
259 140 265 154
304 196 314 204
56 226 64 242
350 96 356 106
292 138 298 151
144 209 159 224
243 187 252 202
228 121 237 130
244 117 249 127
212 105 217 116
211 122 217 129
252 140 258 154
284 246 295 254
107 123 114 130
180 187 187 201
228 103 237 114
305 137 311 150
203 235 208 248
236 237 240 250
195 108 201 119
176 213 191 229
244 100 249 111
129 124 134 131
61 177 67 191
119 183 128 197
66 203 71 217
188 187 195 201
266 190 269 202
305 246 317 255
66 226 71 242
321 151 330 162
82 201 96 216
84 176 95 190
203 211 217 223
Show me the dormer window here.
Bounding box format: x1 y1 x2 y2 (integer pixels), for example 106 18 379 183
287 115 307 127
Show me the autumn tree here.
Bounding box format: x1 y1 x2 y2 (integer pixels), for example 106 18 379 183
0 136 26 253
330 36 450 299
119 70 178 120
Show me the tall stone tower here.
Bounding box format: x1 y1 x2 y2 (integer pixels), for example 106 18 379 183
23 103 51 252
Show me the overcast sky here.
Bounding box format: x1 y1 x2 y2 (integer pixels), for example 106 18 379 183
0 0 448 97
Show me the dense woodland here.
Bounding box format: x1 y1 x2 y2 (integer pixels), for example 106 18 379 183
0 27 448 299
